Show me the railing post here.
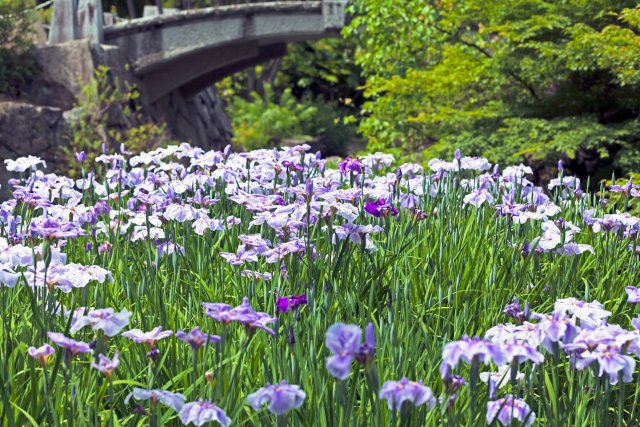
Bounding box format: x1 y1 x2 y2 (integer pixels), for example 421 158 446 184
322 0 348 30
77 0 104 43
126 0 137 19
48 0 78 44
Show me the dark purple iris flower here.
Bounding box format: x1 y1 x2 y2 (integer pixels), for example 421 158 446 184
364 199 399 218
338 157 363 175
275 293 307 313
503 298 530 323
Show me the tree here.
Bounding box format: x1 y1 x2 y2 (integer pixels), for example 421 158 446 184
346 0 640 181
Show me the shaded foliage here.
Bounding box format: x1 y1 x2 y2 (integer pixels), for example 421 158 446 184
0 0 37 98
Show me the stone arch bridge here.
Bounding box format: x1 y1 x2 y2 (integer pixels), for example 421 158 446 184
47 0 347 147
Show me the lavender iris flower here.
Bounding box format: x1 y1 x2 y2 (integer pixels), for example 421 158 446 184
178 400 231 427
246 381 306 415
486 396 535 427
47 332 92 358
325 322 376 380
122 327 173 349
92 352 120 379
175 327 221 351
27 343 55 365
575 345 636 384
203 297 277 335
379 378 435 410
125 388 186 412
440 335 506 378
30 217 86 240
625 286 640 303
70 308 132 337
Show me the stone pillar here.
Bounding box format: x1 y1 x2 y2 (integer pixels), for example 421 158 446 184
77 0 104 43
322 0 348 30
48 0 78 44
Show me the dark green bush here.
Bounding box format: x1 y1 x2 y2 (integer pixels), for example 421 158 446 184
0 0 37 97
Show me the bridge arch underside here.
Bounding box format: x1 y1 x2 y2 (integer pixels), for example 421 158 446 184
104 4 338 104
139 36 320 103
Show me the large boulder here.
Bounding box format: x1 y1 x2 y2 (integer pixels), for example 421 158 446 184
26 40 96 110
0 102 70 199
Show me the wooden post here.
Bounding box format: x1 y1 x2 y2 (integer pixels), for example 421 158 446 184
155 0 164 15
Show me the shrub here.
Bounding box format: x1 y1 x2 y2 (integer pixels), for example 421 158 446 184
0 0 37 97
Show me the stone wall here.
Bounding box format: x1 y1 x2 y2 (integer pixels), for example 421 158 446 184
0 39 232 199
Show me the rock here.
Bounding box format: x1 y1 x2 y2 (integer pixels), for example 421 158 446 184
27 40 96 109
0 102 71 199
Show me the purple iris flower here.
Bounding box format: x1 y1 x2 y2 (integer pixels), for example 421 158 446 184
75 151 87 163
203 297 277 335
27 343 55 366
609 177 635 196
275 293 308 313
486 396 535 427
125 388 186 412
92 352 120 379
379 378 435 410
503 298 530 323
501 340 544 365
175 327 221 351
625 286 640 303
70 308 132 337
246 381 306 415
364 198 399 218
47 332 92 358
440 335 506 378
534 312 579 349
338 157 364 175
178 400 230 427
325 322 376 380
30 217 86 240
122 327 173 349
575 345 635 384
281 160 304 172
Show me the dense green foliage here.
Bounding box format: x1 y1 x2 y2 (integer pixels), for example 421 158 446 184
222 39 362 155
0 0 37 98
63 66 170 177
4 148 640 425
346 1 640 180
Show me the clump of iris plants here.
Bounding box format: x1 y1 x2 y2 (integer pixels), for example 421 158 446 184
2 144 640 426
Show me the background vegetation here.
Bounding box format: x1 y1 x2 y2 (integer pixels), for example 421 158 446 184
345 0 640 182
0 0 37 98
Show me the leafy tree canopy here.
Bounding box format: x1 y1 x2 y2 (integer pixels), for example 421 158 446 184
346 0 640 181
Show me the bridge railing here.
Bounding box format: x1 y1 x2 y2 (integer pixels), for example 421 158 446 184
49 0 342 44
